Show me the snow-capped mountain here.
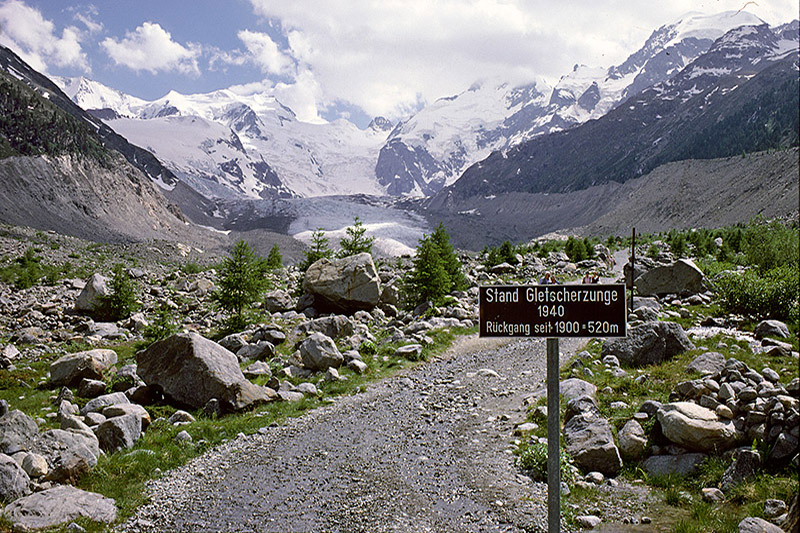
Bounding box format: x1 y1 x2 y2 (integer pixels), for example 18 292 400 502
376 10 768 196
56 78 392 199
438 19 799 202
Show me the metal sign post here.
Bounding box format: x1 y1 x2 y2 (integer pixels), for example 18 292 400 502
479 283 627 533
546 337 560 533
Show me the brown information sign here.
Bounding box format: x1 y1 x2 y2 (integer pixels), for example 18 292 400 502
479 284 627 338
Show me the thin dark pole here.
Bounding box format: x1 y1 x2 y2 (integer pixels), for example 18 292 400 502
546 337 560 533
629 227 636 312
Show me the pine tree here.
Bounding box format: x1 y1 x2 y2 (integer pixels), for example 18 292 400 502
430 223 468 291
338 216 375 258
213 240 269 331
404 223 467 307
266 244 283 269
404 234 450 306
300 229 333 272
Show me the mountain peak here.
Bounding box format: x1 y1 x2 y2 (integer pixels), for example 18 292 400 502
368 116 394 132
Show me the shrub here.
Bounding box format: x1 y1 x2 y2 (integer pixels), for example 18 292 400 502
212 240 270 331
741 218 799 272
95 263 139 321
714 264 799 322
337 216 375 258
517 442 574 484
564 236 588 262
144 303 179 342
484 240 517 267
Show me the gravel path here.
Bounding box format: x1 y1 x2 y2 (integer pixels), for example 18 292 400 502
123 335 585 533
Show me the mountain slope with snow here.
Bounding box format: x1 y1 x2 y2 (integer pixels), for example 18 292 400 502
56 78 392 199
376 10 768 196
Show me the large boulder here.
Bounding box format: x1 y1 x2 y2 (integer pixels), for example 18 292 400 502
563 396 622 476
657 402 740 453
634 259 704 296
263 289 294 313
302 253 381 313
602 321 695 367
49 349 118 387
137 333 276 412
3 485 116 530
74 273 109 313
0 410 38 454
299 333 344 371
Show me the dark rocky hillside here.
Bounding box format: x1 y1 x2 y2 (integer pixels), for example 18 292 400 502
421 148 799 249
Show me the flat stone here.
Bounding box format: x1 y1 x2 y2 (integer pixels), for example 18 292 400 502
3 485 116 530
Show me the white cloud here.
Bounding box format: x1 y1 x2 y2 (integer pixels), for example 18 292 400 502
0 0 89 72
274 68 325 123
247 0 799 121
237 29 292 74
101 22 201 75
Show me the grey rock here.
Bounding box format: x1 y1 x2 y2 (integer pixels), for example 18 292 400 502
618 419 647 461
253 328 286 346
394 344 423 360
658 402 740 452
49 349 117 387
299 333 343 371
77 378 107 399
137 333 276 412
95 414 141 453
236 341 275 362
634 259 704 296
0 453 30 502
302 253 381 313
101 404 151 430
175 430 192 443
74 274 109 313
2 485 116 530
0 410 38 455
754 320 790 340
111 364 145 392
560 378 597 402
602 321 694 367
563 412 621 476
761 367 780 383
21 453 48 478
687 352 726 376
720 448 761 493
32 428 100 474
218 333 247 353
737 517 785 533
768 432 798 462
642 453 706 476
764 499 788 519
80 392 130 415
348 359 368 374
243 361 272 379
263 289 294 313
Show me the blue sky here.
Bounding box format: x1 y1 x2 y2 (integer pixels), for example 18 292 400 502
1 0 797 128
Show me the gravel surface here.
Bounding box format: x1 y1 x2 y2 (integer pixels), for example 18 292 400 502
123 335 586 533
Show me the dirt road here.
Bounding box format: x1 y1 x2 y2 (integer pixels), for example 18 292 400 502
124 335 585 532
